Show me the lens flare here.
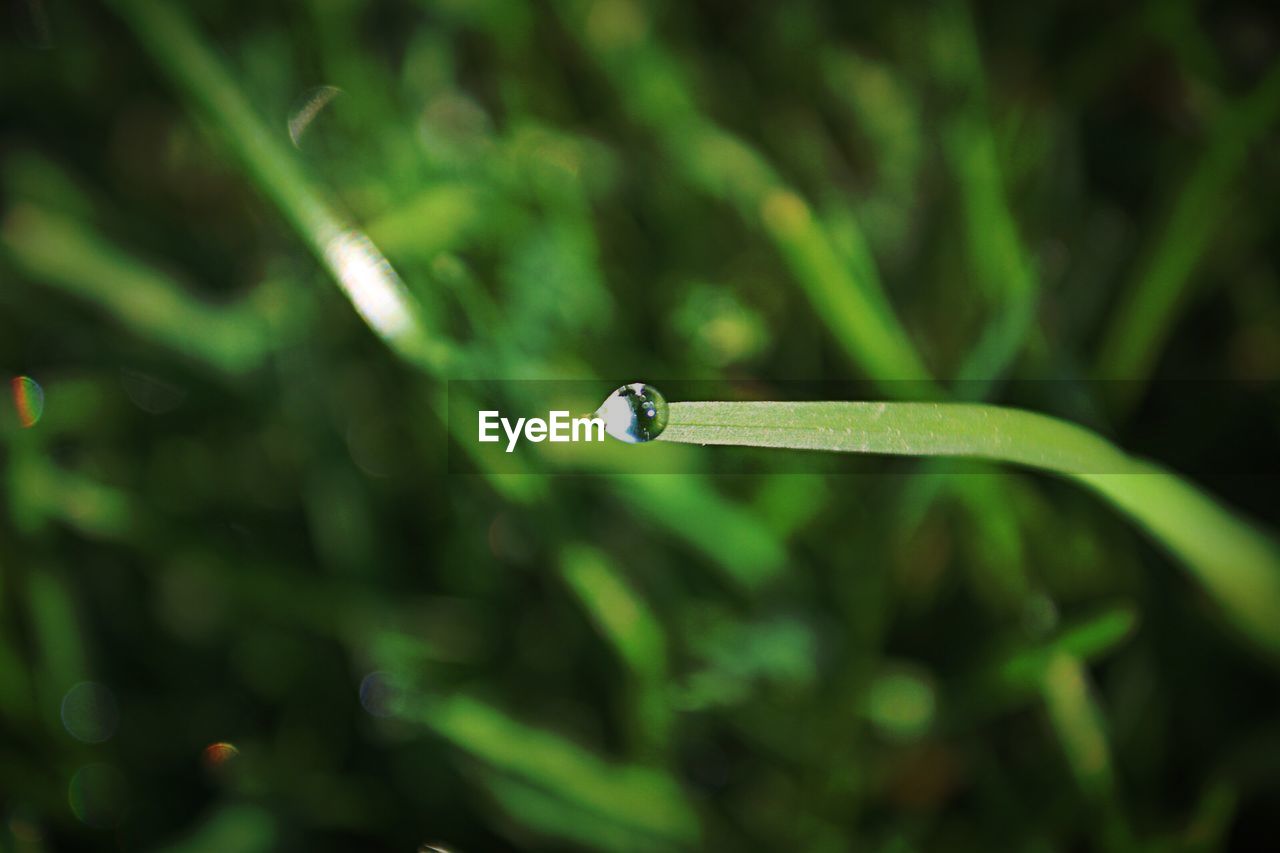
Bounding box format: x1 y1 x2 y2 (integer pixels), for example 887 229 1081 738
359 671 403 718
68 763 127 828
202 741 240 767
60 682 119 744
11 376 44 428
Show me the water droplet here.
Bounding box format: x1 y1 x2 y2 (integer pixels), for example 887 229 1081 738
11 376 44 428
596 382 668 444
60 682 118 744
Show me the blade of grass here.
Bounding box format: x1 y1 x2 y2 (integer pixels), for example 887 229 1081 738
946 603 1139 726
554 0 935 391
657 400 1280 656
612 474 787 590
110 0 780 598
759 190 937 388
997 605 1139 695
560 545 667 683
559 544 672 752
1095 62 1280 402
1040 651 1133 849
398 692 700 848
1041 650 1116 797
1 205 274 374
154 804 277 853
109 0 451 372
930 0 1046 392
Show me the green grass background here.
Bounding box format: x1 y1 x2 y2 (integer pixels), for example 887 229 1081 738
2 0 1280 850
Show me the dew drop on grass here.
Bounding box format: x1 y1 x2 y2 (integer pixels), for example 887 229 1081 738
596 382 668 443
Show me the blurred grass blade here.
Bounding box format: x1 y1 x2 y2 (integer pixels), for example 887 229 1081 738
1040 651 1115 796
932 0 1044 390
560 545 667 681
25 569 90 724
555 0 935 391
1039 651 1133 848
612 474 786 591
365 182 498 260
759 190 936 387
1095 62 1280 397
109 0 451 370
559 545 673 752
1039 650 1131 845
997 605 1138 693
1 205 272 374
402 693 699 848
155 805 277 853
8 451 136 542
659 400 1280 655
949 603 1139 723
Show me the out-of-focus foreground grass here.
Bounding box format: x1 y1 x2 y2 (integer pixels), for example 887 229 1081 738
2 1 1280 850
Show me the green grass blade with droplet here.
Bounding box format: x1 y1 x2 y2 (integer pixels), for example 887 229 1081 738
658 400 1280 656
109 0 784 598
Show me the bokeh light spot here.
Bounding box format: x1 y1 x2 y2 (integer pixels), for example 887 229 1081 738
759 189 811 234
67 763 128 828
866 670 936 742
7 807 43 843
60 682 119 744
359 671 403 718
120 368 186 414
202 741 240 768
11 376 44 428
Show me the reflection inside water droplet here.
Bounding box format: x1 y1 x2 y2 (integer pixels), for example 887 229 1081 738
596 382 668 443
